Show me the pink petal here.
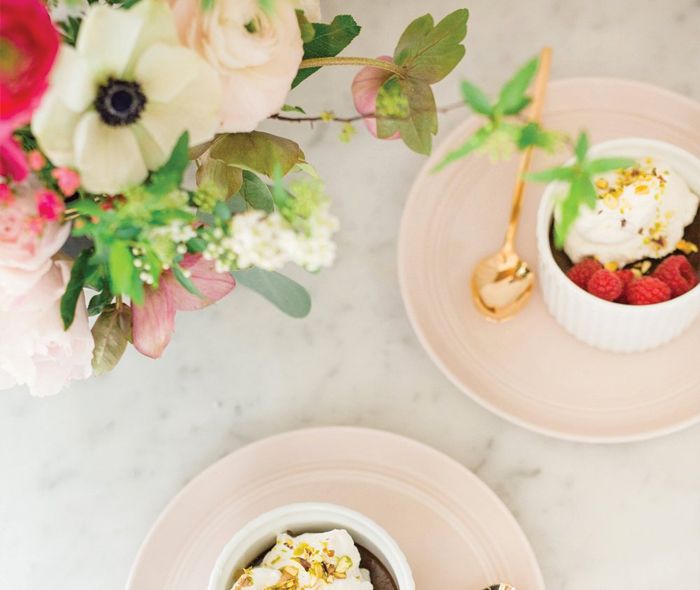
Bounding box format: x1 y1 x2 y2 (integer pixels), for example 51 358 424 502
132 283 176 359
168 254 235 311
351 55 400 140
0 136 28 181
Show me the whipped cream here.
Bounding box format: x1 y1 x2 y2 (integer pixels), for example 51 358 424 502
231 530 374 590
560 158 699 266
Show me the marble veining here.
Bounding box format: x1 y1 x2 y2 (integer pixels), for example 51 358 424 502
1 1 700 589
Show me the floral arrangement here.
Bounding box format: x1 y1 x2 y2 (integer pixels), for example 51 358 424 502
0 0 468 395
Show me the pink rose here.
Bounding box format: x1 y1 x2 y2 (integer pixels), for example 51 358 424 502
0 259 93 396
51 167 81 196
351 56 400 140
35 189 65 221
0 178 70 308
169 0 303 132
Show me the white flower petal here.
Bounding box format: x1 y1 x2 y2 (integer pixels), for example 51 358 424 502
31 91 81 167
50 46 96 113
135 43 201 103
74 112 148 194
128 0 179 68
77 4 143 78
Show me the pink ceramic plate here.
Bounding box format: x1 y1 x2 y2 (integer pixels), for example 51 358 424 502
127 427 545 590
399 78 700 443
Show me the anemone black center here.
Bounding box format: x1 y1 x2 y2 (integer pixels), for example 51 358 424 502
95 78 146 126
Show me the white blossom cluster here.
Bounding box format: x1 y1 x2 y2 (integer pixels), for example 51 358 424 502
203 205 339 273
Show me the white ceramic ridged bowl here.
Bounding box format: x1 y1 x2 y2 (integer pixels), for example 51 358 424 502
208 503 415 590
537 138 700 353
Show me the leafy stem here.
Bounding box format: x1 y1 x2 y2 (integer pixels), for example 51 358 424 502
298 56 406 78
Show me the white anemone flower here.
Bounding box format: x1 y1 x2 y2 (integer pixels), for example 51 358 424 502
32 0 221 194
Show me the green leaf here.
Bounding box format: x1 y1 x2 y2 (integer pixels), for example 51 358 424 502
498 56 538 115
233 268 311 318
376 77 437 155
240 170 274 213
91 305 132 376
148 132 190 196
281 104 306 114
196 157 243 198
209 131 305 178
574 132 589 162
460 80 493 116
295 9 315 43
433 125 492 172
109 242 144 305
60 249 93 330
587 157 636 174
393 9 468 84
525 165 575 182
213 200 231 222
88 288 113 317
293 15 361 87
554 175 597 247
172 264 203 298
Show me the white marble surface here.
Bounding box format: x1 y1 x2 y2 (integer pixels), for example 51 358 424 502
2 1 700 589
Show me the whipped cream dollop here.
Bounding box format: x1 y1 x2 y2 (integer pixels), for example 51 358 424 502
231 530 374 590
560 158 699 266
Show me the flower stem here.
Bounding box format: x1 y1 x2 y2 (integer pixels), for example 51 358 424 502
298 56 405 78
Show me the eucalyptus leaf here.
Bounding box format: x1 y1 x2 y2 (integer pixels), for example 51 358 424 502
293 15 361 87
91 305 132 376
233 268 311 318
60 249 93 330
240 170 274 213
209 132 304 178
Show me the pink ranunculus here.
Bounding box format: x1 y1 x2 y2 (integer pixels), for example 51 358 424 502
0 134 28 181
35 189 65 221
351 56 401 140
0 178 70 308
0 0 59 124
51 167 81 196
0 259 93 397
168 0 303 132
132 254 235 358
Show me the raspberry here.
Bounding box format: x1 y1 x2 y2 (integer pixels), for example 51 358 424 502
587 269 624 301
615 269 635 303
567 258 602 290
626 277 671 305
653 255 698 298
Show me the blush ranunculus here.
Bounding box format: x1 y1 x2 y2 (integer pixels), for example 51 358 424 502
0 0 59 124
351 56 400 140
168 0 304 132
0 178 70 308
0 259 93 397
132 254 235 358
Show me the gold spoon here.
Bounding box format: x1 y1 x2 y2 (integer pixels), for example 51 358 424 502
471 47 553 321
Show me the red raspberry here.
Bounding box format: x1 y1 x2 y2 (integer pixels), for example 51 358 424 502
626 277 671 305
653 255 698 298
587 269 624 301
567 258 602 290
615 269 635 303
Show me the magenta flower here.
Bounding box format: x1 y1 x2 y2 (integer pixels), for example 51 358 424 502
0 135 28 181
132 254 235 359
35 189 64 222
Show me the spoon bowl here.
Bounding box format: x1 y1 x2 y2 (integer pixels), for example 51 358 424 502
472 250 534 321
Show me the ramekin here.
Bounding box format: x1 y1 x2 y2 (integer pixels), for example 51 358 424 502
208 503 415 590
536 138 700 353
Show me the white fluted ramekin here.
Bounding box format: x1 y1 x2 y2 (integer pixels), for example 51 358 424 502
208 503 415 590
537 138 700 353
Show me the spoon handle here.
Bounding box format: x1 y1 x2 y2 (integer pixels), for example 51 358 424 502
503 46 553 251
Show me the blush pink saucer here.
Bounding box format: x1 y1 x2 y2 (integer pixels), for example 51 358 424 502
398 78 700 443
126 427 544 590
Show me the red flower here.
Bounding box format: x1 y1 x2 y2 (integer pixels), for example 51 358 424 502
0 0 59 124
